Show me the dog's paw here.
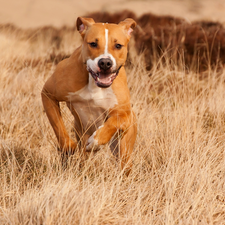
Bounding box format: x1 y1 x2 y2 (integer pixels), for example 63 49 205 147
86 131 99 151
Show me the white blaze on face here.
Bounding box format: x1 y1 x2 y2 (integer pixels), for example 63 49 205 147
104 29 109 55
86 26 117 74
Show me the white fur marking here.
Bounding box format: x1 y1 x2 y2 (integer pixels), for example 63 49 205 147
86 27 117 83
104 29 108 55
67 74 118 109
86 125 104 151
86 130 98 150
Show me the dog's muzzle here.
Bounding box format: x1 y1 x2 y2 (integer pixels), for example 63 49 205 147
88 66 122 88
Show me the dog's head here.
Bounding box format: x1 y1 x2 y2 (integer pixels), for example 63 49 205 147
77 17 136 88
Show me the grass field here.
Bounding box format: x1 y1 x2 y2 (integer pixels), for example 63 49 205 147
1 17 225 224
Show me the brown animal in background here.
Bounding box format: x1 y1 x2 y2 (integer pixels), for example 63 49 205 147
87 10 137 26
42 17 137 175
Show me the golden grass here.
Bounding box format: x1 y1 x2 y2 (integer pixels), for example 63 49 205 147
1 26 225 225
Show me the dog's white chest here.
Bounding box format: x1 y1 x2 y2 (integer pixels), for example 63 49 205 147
67 75 118 132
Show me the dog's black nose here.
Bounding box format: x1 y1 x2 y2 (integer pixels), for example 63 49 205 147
98 58 112 71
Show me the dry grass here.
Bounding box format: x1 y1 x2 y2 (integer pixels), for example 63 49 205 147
1 24 225 225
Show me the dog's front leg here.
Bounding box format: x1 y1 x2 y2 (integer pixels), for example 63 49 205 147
41 89 77 154
86 115 123 151
86 112 136 174
86 112 132 150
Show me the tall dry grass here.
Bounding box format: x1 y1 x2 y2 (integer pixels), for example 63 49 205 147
0 25 225 225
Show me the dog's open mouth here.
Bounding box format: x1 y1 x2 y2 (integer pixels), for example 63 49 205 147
88 67 121 88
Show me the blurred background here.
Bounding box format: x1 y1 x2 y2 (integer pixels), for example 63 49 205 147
0 0 224 28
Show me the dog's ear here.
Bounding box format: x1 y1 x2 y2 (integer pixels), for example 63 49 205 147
118 18 137 39
76 17 95 38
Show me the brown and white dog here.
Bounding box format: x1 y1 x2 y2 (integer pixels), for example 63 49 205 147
41 17 137 174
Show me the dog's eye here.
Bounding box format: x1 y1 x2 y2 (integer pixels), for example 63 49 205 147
115 44 122 50
89 42 98 48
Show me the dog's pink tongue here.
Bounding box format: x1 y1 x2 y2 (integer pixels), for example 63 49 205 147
98 75 111 84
